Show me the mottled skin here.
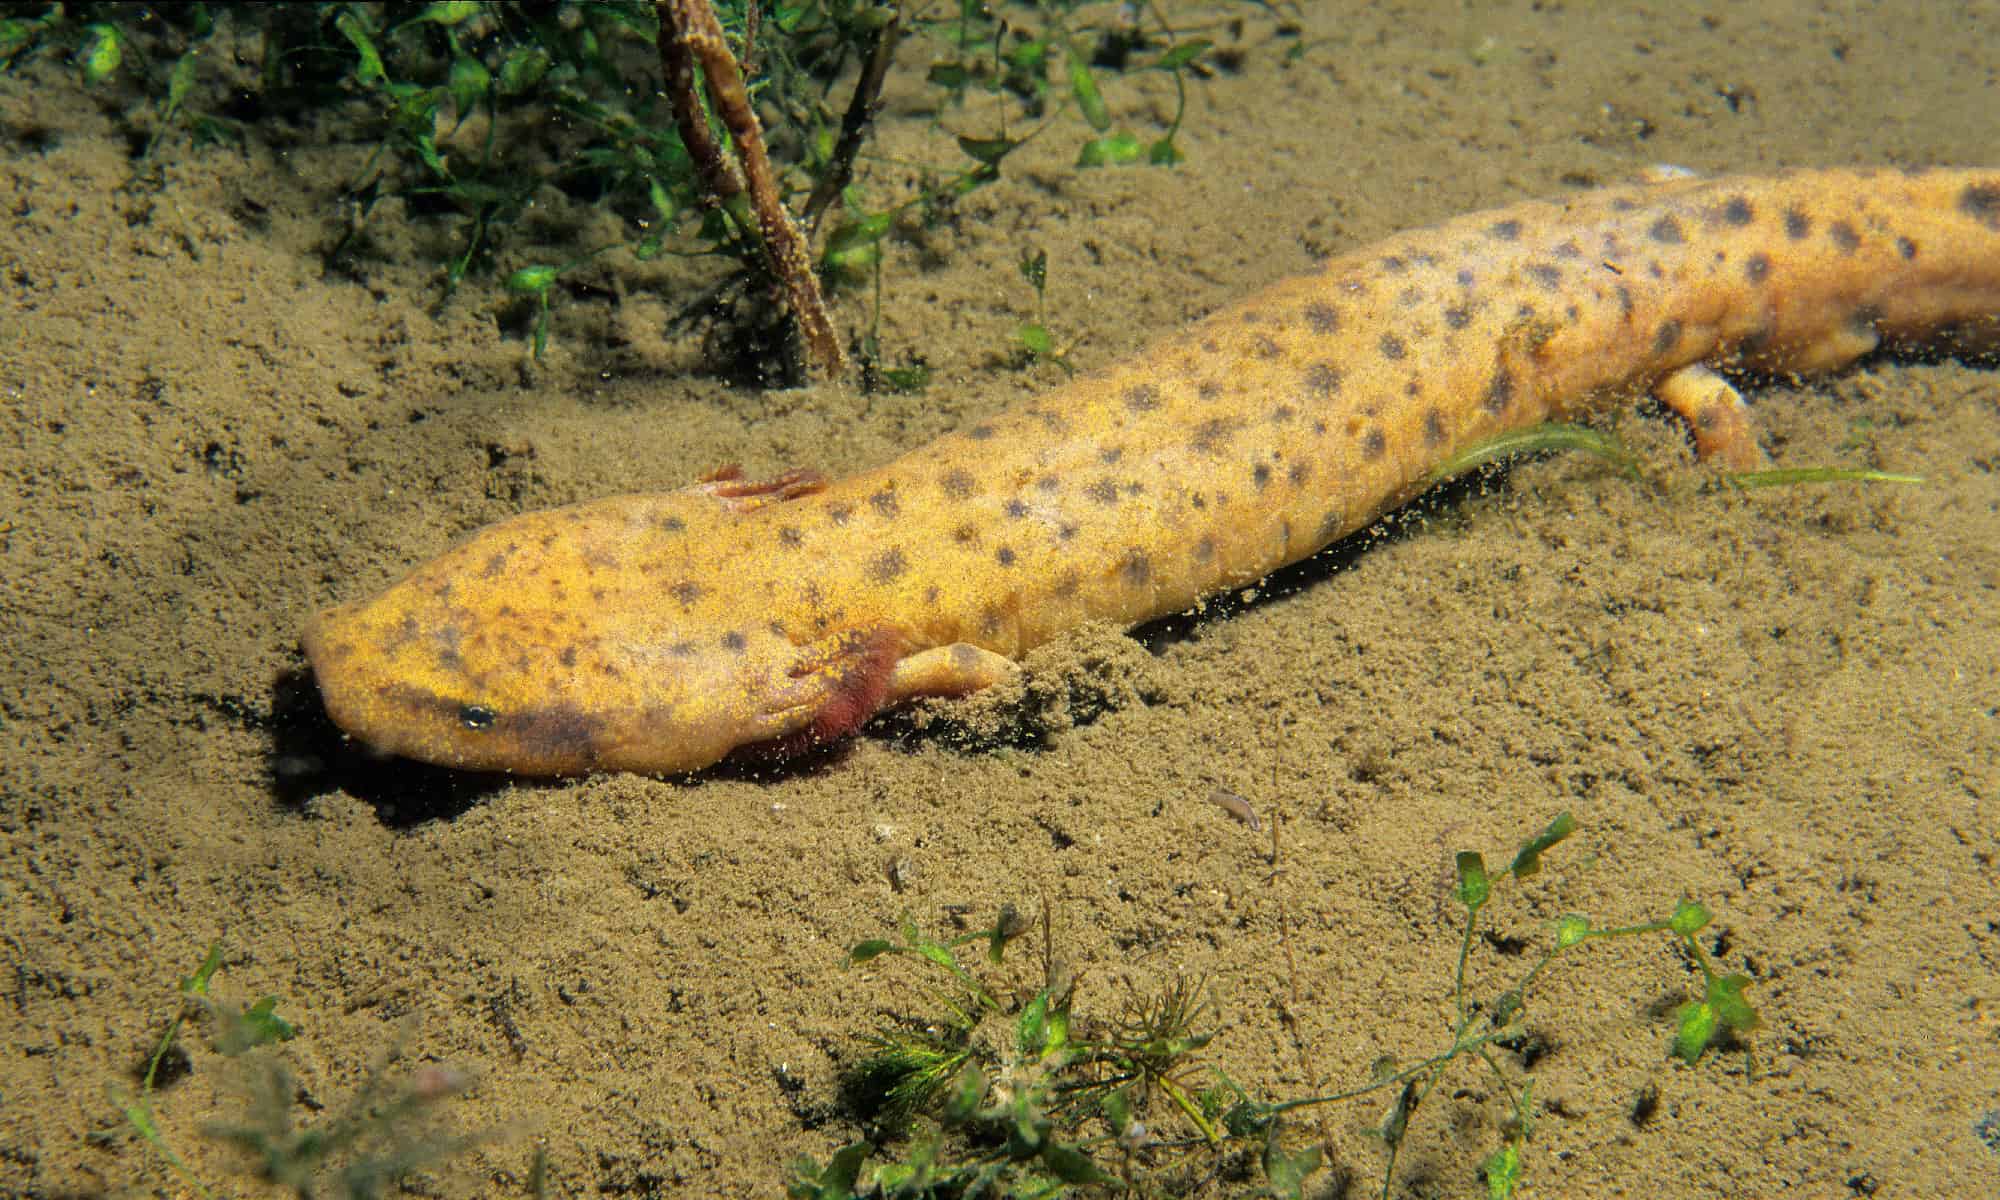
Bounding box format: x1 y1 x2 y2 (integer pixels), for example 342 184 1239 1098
304 167 2000 776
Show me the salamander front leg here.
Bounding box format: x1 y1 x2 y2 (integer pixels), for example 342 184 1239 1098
1655 363 1770 471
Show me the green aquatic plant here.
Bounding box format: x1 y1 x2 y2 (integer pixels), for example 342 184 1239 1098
109 941 522 1199
2 1 1272 377
801 813 1762 1199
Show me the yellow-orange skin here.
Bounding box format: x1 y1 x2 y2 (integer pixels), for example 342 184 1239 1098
304 168 2000 776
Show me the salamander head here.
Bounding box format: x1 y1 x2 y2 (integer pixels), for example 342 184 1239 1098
301 498 832 776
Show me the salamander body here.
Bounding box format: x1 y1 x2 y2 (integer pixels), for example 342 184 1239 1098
304 167 2000 775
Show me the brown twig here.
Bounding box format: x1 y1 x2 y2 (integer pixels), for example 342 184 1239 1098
802 5 903 231
654 0 846 380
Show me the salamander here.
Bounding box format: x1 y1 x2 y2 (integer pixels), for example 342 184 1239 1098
303 167 2000 776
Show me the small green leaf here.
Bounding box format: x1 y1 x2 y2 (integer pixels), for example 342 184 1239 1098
1068 57 1109 131
1669 898 1711 937
942 1063 985 1124
334 12 386 88
1380 1079 1418 1147
1077 131 1142 167
0 20 36 64
1262 1118 1321 1199
181 943 224 998
1017 247 1046 291
927 62 969 89
648 178 677 221
164 50 198 119
238 996 297 1047
1455 851 1490 910
78 23 122 85
1555 914 1591 949
789 1140 871 1199
1507 810 1575 878
956 134 1019 166
1017 991 1050 1057
1040 1141 1117 1185
498 45 550 94
1147 137 1185 166
844 936 892 964
1709 973 1760 1033
1154 39 1213 70
1482 1142 1525 1199
880 364 931 393
1100 1087 1130 1134
1674 998 1719 1063
1016 324 1053 357
825 211 894 257
449 54 490 117
413 0 481 25
506 265 557 295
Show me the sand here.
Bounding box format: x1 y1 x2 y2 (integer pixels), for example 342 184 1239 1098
3 2 1996 1196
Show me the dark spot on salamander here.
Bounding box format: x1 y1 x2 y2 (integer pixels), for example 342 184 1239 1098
1959 182 2000 229
1784 208 1812 239
1254 335 1281 358
1487 219 1522 241
995 545 1016 567
1198 379 1224 400
1828 221 1860 252
1443 304 1472 329
827 502 854 526
671 581 703 606
721 631 748 653
1423 408 1448 446
1036 475 1061 493
1484 365 1515 414
1527 263 1562 290
968 423 997 440
1124 384 1161 412
1456 267 1476 286
870 489 900 518
1085 479 1120 506
1004 498 1028 518
1270 403 1297 424
1744 252 1771 284
779 525 803 548
1251 463 1272 489
1653 319 1682 355
1303 362 1342 396
1192 417 1241 454
1381 254 1408 273
1616 284 1634 318
867 548 907 582
1648 215 1684 244
1719 196 1754 226
1361 428 1387 460
658 515 685 533
1121 549 1152 586
1379 333 1406 360
952 523 978 545
1304 302 1340 333
940 468 976 498
559 646 577 668
1895 236 1917 260
1099 445 1124 464
1288 461 1312 486
1193 535 1216 562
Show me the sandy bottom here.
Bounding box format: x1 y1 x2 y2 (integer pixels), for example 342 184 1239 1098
4 3 1997 1196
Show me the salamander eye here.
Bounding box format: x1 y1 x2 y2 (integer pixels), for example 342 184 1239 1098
459 703 498 731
